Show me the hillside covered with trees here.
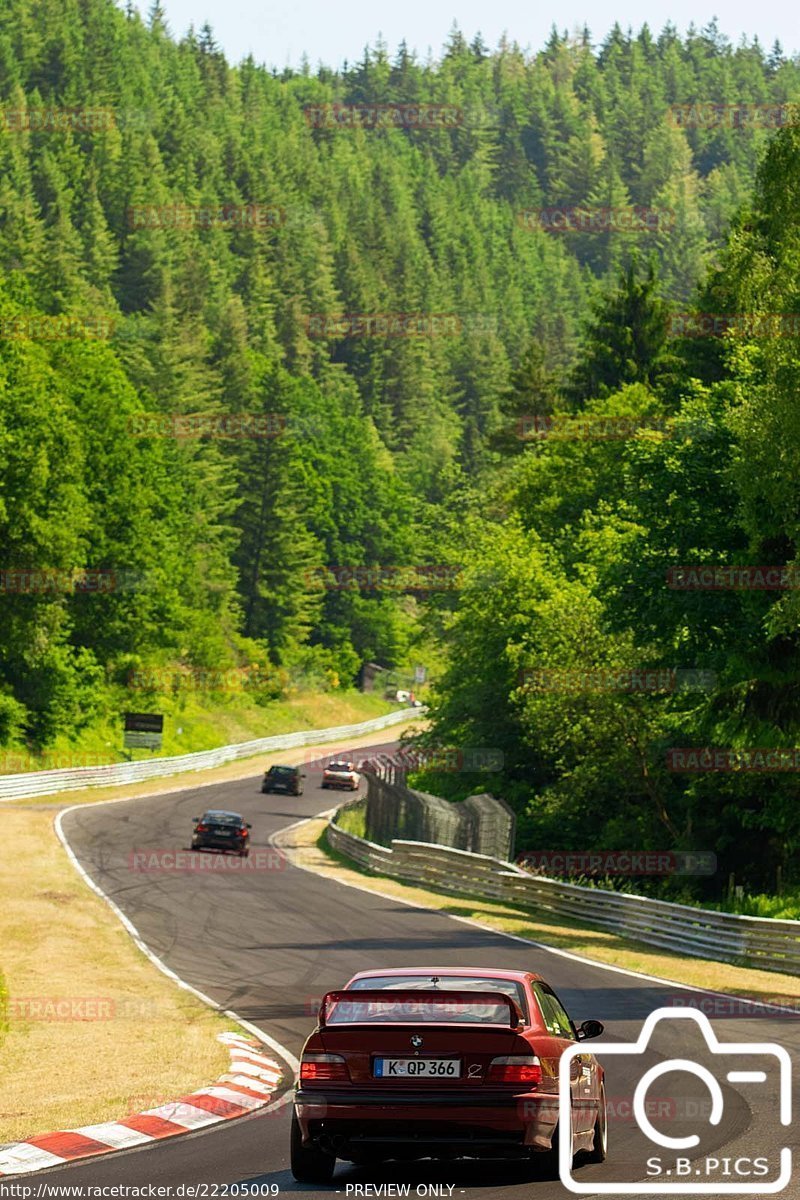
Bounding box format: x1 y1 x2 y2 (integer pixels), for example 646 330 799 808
2 0 800 897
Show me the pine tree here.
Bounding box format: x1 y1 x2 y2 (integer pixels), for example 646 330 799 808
568 257 675 400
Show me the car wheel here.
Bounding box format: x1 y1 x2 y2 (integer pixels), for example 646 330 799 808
585 1085 607 1163
290 1111 335 1183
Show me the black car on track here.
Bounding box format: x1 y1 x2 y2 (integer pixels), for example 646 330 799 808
191 810 251 856
262 764 305 795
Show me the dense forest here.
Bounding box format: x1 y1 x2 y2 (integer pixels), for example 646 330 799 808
1 0 800 896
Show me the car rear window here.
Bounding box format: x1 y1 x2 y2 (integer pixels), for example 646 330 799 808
327 762 352 771
203 811 240 825
270 766 294 775
325 994 513 1026
347 975 528 1022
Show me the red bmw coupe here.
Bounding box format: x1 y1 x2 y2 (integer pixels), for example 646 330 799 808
290 966 607 1183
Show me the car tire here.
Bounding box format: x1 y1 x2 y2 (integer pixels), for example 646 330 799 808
585 1085 608 1163
290 1111 336 1183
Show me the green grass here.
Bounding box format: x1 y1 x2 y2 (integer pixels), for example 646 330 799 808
331 801 367 838
700 892 800 921
2 689 397 771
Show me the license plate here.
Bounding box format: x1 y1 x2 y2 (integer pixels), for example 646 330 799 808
374 1058 461 1078
214 830 232 836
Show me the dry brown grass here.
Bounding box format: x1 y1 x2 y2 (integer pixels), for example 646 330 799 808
0 721 424 1142
0 806 233 1142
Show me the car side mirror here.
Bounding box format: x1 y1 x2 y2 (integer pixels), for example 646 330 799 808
192 816 199 822
300 773 306 778
246 823 252 829
577 1019 604 1041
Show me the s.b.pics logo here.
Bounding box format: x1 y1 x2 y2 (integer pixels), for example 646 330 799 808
559 1008 791 1194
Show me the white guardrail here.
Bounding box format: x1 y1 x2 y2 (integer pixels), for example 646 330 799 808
0 708 416 802
327 818 800 976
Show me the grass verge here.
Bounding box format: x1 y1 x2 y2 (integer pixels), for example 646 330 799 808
277 814 800 1007
0 805 234 1142
0 719 424 1142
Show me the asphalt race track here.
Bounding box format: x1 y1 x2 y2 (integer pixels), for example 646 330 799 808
23 738 800 1197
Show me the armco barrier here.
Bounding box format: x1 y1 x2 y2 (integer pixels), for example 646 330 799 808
326 818 800 976
0 708 418 802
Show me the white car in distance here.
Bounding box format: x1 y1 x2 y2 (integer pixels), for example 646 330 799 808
321 759 361 791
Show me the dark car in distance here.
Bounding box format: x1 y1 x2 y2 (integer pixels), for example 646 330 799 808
291 966 606 1183
262 764 305 796
191 810 251 856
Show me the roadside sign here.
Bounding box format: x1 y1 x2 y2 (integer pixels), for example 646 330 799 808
124 712 163 751
414 665 427 684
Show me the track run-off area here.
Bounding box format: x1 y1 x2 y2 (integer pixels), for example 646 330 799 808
14 737 799 1199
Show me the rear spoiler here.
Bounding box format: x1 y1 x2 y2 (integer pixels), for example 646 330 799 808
318 989 524 1029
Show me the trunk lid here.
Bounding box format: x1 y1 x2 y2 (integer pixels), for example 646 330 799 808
316 989 525 1087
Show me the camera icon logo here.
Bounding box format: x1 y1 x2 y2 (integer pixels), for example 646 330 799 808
559 1006 792 1194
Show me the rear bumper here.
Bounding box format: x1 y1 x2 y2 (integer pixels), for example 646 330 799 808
294 1088 559 1156
193 837 246 850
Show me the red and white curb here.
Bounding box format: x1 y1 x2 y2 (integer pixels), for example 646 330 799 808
0 1033 283 1176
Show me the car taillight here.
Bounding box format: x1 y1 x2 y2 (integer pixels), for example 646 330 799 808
487 1055 542 1085
195 824 208 832
300 1052 350 1082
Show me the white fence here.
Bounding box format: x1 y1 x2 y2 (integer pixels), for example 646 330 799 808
327 818 800 976
0 708 416 802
